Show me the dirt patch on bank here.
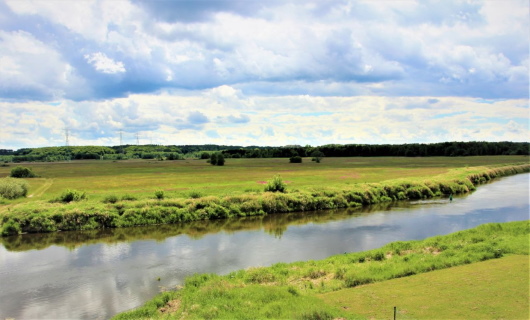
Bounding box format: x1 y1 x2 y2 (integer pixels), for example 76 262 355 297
159 299 181 314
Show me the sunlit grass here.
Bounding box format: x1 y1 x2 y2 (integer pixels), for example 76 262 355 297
112 221 529 320
319 255 529 319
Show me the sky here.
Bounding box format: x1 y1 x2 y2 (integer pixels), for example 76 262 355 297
0 0 528 149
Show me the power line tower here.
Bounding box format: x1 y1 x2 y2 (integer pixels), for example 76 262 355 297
64 127 70 147
119 130 123 154
136 132 140 145
64 127 71 161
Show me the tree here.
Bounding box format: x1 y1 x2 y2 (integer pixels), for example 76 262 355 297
289 156 302 163
210 153 225 166
311 150 325 163
10 166 36 178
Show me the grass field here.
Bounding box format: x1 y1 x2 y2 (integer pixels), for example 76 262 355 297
0 156 527 203
318 255 530 319
319 255 529 319
0 156 528 236
112 220 530 319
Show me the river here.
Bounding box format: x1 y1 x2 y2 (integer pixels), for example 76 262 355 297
0 173 528 319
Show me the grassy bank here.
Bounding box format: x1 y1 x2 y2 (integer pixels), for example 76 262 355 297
319 255 529 319
1 162 528 236
113 220 530 319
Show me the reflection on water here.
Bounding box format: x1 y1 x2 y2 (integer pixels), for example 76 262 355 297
0 202 396 253
0 174 528 319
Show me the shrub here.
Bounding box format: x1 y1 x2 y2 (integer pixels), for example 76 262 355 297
154 190 165 200
53 189 87 203
210 153 217 165
1 219 21 236
102 194 119 204
188 190 203 199
210 153 225 166
0 177 29 199
10 166 36 178
289 156 302 163
311 150 325 163
264 175 287 193
121 194 137 201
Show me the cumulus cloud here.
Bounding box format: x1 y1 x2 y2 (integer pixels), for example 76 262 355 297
0 0 528 148
84 53 126 74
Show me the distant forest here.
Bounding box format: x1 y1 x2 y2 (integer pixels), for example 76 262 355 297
0 141 528 162
0 141 530 162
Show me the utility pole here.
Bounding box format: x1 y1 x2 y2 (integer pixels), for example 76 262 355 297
64 127 71 161
119 130 123 153
64 127 70 147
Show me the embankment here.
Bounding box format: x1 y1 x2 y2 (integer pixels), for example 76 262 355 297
1 164 528 236
112 220 530 319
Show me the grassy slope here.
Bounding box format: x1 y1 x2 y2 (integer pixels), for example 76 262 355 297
113 220 530 320
319 255 529 320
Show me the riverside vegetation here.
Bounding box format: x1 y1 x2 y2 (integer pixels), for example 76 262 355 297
0 156 528 236
112 220 529 319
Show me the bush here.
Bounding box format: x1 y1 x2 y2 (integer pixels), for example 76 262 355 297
53 189 87 203
264 175 287 193
154 190 165 200
102 194 119 204
1 219 21 236
121 194 137 201
188 190 203 199
289 156 302 163
10 166 36 178
210 153 225 166
0 177 29 199
311 150 325 163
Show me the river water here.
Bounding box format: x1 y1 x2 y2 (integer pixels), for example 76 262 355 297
0 173 528 319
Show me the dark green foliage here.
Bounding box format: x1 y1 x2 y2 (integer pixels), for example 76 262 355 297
188 190 203 199
311 150 325 163
154 190 165 200
0 178 29 199
10 166 36 178
264 175 287 193
103 195 119 204
1 219 21 236
53 189 87 203
121 194 137 201
216 153 225 166
290 156 302 163
210 152 225 166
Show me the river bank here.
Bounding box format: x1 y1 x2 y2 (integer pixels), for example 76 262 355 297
113 220 530 319
2 173 528 319
1 163 528 236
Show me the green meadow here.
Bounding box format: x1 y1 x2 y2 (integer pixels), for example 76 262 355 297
0 156 528 236
113 220 530 319
1 156 527 201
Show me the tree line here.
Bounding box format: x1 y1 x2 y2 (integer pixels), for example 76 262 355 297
0 141 527 162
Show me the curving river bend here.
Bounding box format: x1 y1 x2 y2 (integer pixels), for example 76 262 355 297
0 173 528 319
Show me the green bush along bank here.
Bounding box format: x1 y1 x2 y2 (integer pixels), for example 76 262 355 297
1 164 529 236
112 220 529 319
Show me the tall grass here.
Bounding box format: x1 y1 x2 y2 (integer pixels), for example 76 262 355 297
112 220 529 319
1 164 528 236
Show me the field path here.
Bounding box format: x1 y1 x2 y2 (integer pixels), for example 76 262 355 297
28 178 54 198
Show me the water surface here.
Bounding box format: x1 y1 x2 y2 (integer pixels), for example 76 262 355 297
0 173 528 319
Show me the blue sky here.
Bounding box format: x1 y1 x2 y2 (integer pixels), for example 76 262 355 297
0 0 528 149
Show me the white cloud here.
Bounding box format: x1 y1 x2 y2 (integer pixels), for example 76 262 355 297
84 52 126 74
0 0 528 148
